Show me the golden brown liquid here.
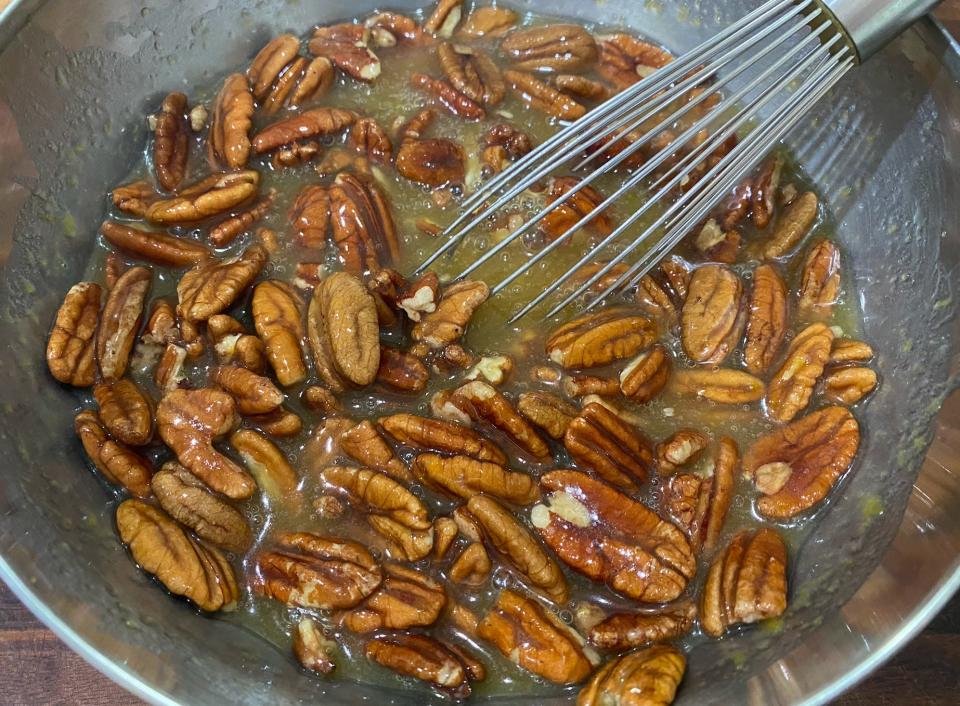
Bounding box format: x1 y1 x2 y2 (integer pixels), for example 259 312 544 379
79 7 866 699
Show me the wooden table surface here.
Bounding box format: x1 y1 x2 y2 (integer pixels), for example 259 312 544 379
3 1 960 704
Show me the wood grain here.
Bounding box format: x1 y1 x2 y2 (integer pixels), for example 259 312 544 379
2 2 960 705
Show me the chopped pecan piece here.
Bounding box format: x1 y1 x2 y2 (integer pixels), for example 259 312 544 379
681 264 744 365
231 428 299 500
664 438 736 552
411 72 486 120
578 644 685 705
744 406 860 518
157 388 255 500
830 338 874 364
47 282 101 387
411 280 489 349
151 462 252 553
379 413 507 465
438 42 505 105
693 218 741 264
411 453 539 504
797 238 842 318
251 107 356 155
504 70 586 120
744 264 788 375
656 429 709 475
433 517 458 559
366 634 478 700
252 280 307 387
208 73 253 169
308 24 380 81
589 602 697 650
99 221 211 267
398 271 440 321
501 24 597 72
365 11 433 45
766 322 834 422
822 366 878 405
349 117 392 163
518 391 577 439
154 92 189 191
396 108 466 186
752 156 782 229
620 345 671 402
564 402 653 488
541 176 614 241
321 466 433 560
339 419 410 482
272 140 322 168
247 407 303 438
343 563 445 632
483 123 532 158
532 471 695 602
466 355 513 386
328 173 400 276
478 589 591 684
450 543 491 586
153 343 187 393
97 266 151 381
145 171 260 225
423 0 462 37
93 379 152 446
255 532 382 609
547 308 656 369
671 368 764 403
597 33 673 89
464 495 568 602
376 346 430 392
208 190 276 247
701 528 788 637
763 191 818 259
75 410 152 497
449 381 551 459
293 617 337 675
636 274 679 326
143 299 178 346
116 499 239 612
301 385 341 415
460 6 515 37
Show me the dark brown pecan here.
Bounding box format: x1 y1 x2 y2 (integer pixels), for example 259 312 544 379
328 172 400 276
504 70 586 121
349 117 392 163
116 499 239 612
75 410 152 497
744 264 788 375
99 221 211 267
438 42 505 105
208 73 254 169
396 108 466 186
251 107 356 154
208 190 276 248
766 322 834 423
411 73 486 120
701 529 788 637
681 264 744 365
377 346 430 392
308 24 381 81
532 470 695 603
343 563 445 632
564 402 653 488
47 282 101 387
449 381 551 459
797 239 842 318
247 34 301 99
589 602 697 650
255 532 382 609
97 266 151 381
518 391 577 439
411 453 539 504
619 345 672 402
366 634 479 701
252 280 307 387
93 379 152 446
547 308 656 369
379 413 507 465
154 92 189 191
541 176 614 241
578 644 685 706
501 24 597 72
597 33 673 89
262 56 334 115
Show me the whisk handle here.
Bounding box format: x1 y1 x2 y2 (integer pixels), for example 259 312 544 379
822 0 942 60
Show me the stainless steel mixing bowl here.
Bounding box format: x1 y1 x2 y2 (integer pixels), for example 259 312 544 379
0 1 957 703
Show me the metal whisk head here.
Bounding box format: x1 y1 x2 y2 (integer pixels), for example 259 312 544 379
413 0 921 322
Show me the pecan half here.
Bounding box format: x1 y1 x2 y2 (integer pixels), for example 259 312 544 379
307 271 381 389
763 191 818 259
293 617 337 675
396 108 466 186
681 264 744 365
116 499 239 612
744 406 860 518
379 413 507 465
766 322 834 422
247 34 301 99
208 190 276 247
251 107 356 155
665 437 736 552
656 429 709 475
450 543 491 586
366 634 478 700
93 379 152 446
823 366 878 405
377 346 430 392
97 266 151 381
343 563 445 632
231 428 299 500
449 381 551 459
213 365 283 416
75 410 152 497
752 156 782 229
339 420 410 482
288 184 329 249
411 280 489 349
252 280 307 387
208 73 254 169
412 453 539 504
504 70 586 120
263 56 334 115
701 528 788 637
620 345 672 402
830 338 874 364
578 644 685 706
99 221 211 267
589 602 697 650
47 282 101 387
564 403 653 488
547 308 656 369
553 74 614 101
438 42 505 105
424 0 462 37
255 532 382 609
693 219 741 264
145 171 260 225
478 589 591 684
154 92 189 191
501 24 597 72
308 24 380 82
459 6 516 38
328 173 400 276
321 466 433 560
532 470 695 602
744 264 788 375
597 33 673 89
434 516 458 559
151 462 252 553
143 299 178 346
518 391 577 439
157 388 255 500
541 176 614 241
154 343 187 393
349 117 393 163
411 73 486 120
797 239 841 318
671 368 764 403
636 272 680 326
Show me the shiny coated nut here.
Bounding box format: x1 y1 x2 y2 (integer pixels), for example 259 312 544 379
619 345 671 402
597 33 673 89
501 24 598 72
438 42 504 105
412 280 489 349
822 366 878 405
504 70 586 120
449 380 551 459
564 402 653 488
517 391 578 439
208 73 253 169
411 73 486 120
213 365 283 415
154 92 189 191
379 413 507 465
681 264 744 365
743 264 788 375
343 563 445 632
577 644 685 706
377 346 430 392
93 379 153 446
411 453 539 504
146 171 260 225
252 280 307 386
75 410 152 497
251 107 356 154
177 244 268 323
459 6 516 37
293 617 337 675
308 24 381 81
328 172 400 276
365 634 478 700
99 221 211 268
670 368 764 404
339 419 410 482
231 428 299 500
656 429 708 475
797 239 842 318
546 308 656 369
588 602 697 650
765 322 834 422
96 266 151 381
763 191 817 259
47 282 101 387
449 543 491 586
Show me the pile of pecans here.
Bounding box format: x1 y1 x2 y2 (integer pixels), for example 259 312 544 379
43 2 879 703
